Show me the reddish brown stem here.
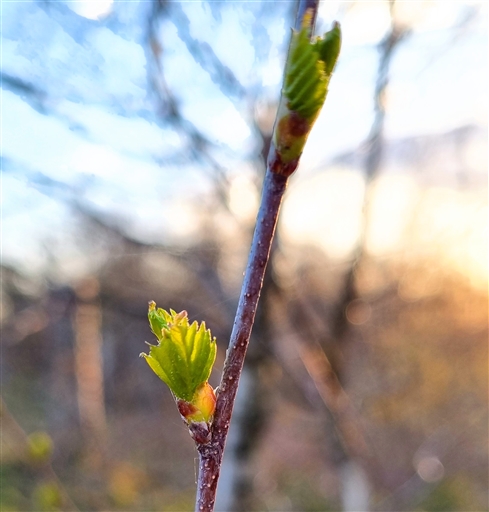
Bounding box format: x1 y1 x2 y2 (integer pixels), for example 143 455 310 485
194 2 319 511
195 166 290 511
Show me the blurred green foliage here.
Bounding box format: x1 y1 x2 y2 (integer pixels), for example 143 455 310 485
27 432 53 464
32 481 63 511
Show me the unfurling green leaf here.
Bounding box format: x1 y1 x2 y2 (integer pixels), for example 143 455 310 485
141 303 217 443
141 302 217 404
284 26 328 120
315 22 341 77
273 18 342 163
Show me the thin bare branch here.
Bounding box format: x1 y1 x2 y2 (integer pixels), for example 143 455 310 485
193 2 321 510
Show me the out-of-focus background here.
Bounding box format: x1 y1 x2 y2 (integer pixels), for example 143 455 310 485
2 0 487 511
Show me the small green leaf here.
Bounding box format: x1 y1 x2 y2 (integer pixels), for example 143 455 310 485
315 22 341 77
141 305 217 403
148 300 170 337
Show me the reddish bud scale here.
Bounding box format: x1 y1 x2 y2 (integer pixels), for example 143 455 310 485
176 383 216 445
177 400 198 419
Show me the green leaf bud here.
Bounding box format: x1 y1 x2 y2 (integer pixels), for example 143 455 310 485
284 26 328 120
141 304 217 443
141 305 217 402
273 20 342 164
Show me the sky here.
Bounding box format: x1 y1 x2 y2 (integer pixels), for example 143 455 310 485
2 0 488 287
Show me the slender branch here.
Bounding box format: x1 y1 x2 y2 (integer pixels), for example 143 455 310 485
195 2 319 511
195 170 287 511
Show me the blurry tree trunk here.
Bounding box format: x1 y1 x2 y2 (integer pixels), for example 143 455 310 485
341 461 371 511
331 1 406 341
73 277 107 467
327 3 407 510
281 290 375 511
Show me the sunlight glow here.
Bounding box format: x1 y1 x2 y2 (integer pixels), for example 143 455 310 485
208 107 251 150
411 189 488 289
281 169 365 259
68 0 113 20
366 175 419 255
342 2 391 46
410 1 463 33
281 171 487 289
164 201 201 242
229 175 259 222
70 144 124 179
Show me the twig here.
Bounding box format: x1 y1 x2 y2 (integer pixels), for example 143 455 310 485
194 2 319 511
195 169 288 512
